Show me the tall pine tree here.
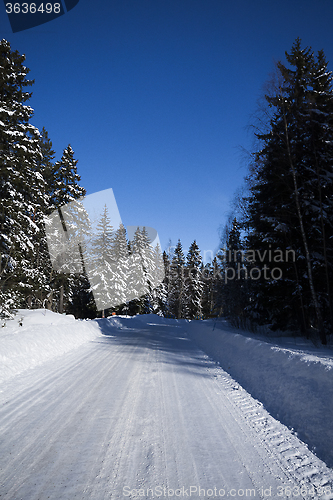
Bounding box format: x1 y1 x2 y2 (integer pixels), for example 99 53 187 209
0 39 47 315
168 240 185 318
49 145 86 313
183 240 203 319
245 39 333 342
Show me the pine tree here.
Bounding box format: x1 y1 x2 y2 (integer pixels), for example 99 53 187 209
84 205 116 316
168 240 185 318
201 257 223 318
201 261 212 318
52 145 85 207
137 227 156 292
66 270 96 319
160 250 172 317
183 240 203 319
222 219 248 325
37 127 56 208
212 257 224 317
298 49 333 333
127 227 154 314
111 223 129 311
48 145 86 313
149 244 167 315
25 127 56 308
0 39 47 315
276 39 330 340
245 39 333 342
124 228 144 314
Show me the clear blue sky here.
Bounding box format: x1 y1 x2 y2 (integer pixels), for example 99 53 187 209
1 0 333 261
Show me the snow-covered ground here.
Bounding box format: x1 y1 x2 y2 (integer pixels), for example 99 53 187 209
0 311 333 499
184 319 333 469
0 309 101 384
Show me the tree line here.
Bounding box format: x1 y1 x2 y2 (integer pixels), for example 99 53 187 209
224 38 333 345
0 38 206 320
1 38 333 344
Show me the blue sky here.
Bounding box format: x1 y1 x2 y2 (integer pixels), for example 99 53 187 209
1 0 333 261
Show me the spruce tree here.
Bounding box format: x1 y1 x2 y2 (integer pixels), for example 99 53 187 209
168 240 185 318
211 257 224 317
84 205 116 316
127 227 154 314
111 223 129 311
161 250 171 317
149 243 167 316
37 127 56 207
222 219 248 326
49 145 86 313
183 240 203 319
245 39 333 342
124 228 144 314
0 39 47 314
201 261 213 319
52 144 85 206
27 127 56 308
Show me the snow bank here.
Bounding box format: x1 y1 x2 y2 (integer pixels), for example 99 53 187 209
184 319 333 468
96 313 173 333
0 309 101 384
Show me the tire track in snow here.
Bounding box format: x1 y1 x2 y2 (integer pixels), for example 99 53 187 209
0 342 133 499
82 337 151 499
1 322 333 500
206 363 333 500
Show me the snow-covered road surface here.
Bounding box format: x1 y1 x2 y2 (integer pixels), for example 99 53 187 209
1 319 333 499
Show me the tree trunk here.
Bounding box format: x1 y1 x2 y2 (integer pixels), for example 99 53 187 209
283 112 326 344
59 284 64 314
312 143 333 330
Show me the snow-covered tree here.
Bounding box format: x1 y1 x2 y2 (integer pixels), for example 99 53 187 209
49 145 86 313
183 240 203 319
221 219 248 325
201 257 222 319
84 205 116 316
111 223 129 310
168 240 185 318
26 127 56 308
245 39 333 342
0 39 47 314
149 243 167 315
126 227 152 313
52 145 85 207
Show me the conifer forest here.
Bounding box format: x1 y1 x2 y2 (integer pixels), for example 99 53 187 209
1 38 333 344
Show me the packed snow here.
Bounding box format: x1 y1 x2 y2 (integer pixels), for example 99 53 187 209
184 319 333 468
0 309 101 383
1 310 333 499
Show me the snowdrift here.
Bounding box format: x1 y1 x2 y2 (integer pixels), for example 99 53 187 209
184 319 333 468
0 309 101 384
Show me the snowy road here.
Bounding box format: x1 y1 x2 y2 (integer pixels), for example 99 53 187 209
0 318 332 500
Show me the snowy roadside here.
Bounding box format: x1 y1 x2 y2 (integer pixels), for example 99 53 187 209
184 318 333 469
0 309 101 385
1 310 333 472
